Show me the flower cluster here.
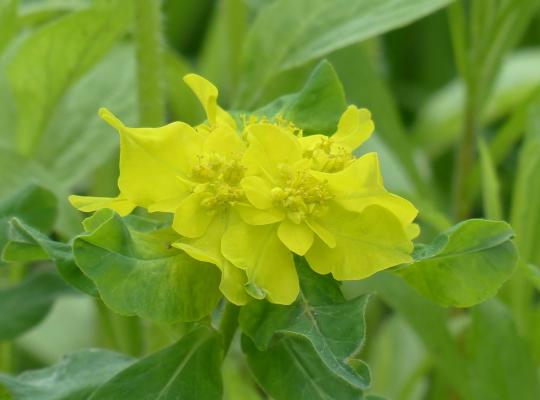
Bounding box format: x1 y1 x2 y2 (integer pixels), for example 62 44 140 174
70 74 419 305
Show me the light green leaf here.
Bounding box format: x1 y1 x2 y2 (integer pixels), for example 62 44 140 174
0 184 56 254
0 0 17 54
465 300 540 400
0 349 134 399
72 209 222 322
0 272 69 340
241 259 370 399
7 0 132 154
511 100 540 265
415 50 540 156
478 139 503 220
236 0 454 107
2 218 97 296
89 326 223 400
401 219 518 307
255 60 346 134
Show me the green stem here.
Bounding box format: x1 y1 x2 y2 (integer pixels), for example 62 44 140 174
133 0 165 126
218 301 240 356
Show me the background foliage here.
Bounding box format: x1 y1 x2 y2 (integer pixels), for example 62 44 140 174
0 0 539 399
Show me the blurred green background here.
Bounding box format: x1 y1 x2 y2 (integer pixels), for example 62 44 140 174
1 0 540 399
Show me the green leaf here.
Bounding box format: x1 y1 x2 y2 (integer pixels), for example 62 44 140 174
478 139 503 220
72 209 222 322
400 219 518 307
0 272 69 340
0 184 56 255
465 300 540 400
88 326 223 400
415 50 540 156
236 0 454 107
255 60 346 135
0 349 134 399
0 0 17 54
2 218 97 296
7 0 132 154
240 259 370 399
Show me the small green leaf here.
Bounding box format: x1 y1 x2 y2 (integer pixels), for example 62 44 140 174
0 272 69 340
236 0 454 107
89 326 223 400
0 349 134 399
2 218 97 297
0 184 56 256
255 60 346 135
465 300 540 400
240 259 370 399
401 219 518 307
72 209 222 322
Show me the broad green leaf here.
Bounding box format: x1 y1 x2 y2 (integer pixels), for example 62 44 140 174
415 50 540 156
236 0 454 107
35 44 137 188
401 219 518 307
89 326 223 400
72 209 222 322
255 60 346 134
0 184 56 255
2 218 97 296
478 139 503 220
511 100 540 265
465 300 540 400
0 272 69 340
0 0 17 54
0 349 134 399
7 0 132 154
240 259 370 399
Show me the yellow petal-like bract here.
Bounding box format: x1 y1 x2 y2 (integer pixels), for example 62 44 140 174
70 73 418 305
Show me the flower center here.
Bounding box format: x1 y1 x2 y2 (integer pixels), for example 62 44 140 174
191 153 245 209
303 137 353 173
271 166 333 223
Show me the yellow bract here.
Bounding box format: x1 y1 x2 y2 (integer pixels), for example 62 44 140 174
70 73 419 306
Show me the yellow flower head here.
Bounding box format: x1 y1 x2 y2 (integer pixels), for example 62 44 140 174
69 73 419 306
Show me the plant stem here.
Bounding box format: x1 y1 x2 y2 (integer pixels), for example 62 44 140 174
218 301 240 356
133 0 165 126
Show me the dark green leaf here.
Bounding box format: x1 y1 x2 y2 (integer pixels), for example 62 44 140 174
465 300 540 400
0 272 69 340
89 326 223 400
72 209 222 322
255 60 346 135
401 219 518 307
2 218 97 296
240 259 370 399
0 349 134 399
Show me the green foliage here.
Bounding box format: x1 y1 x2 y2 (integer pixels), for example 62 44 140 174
89 326 223 400
0 272 69 340
401 220 517 307
72 209 222 322
241 259 370 399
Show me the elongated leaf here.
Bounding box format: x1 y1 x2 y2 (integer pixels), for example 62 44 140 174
415 50 540 156
2 218 97 296
236 0 454 107
255 60 346 134
7 0 131 154
89 326 223 400
0 184 56 255
0 272 69 340
241 259 370 399
478 139 503 220
72 209 222 322
0 349 134 399
465 300 540 400
401 219 518 307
